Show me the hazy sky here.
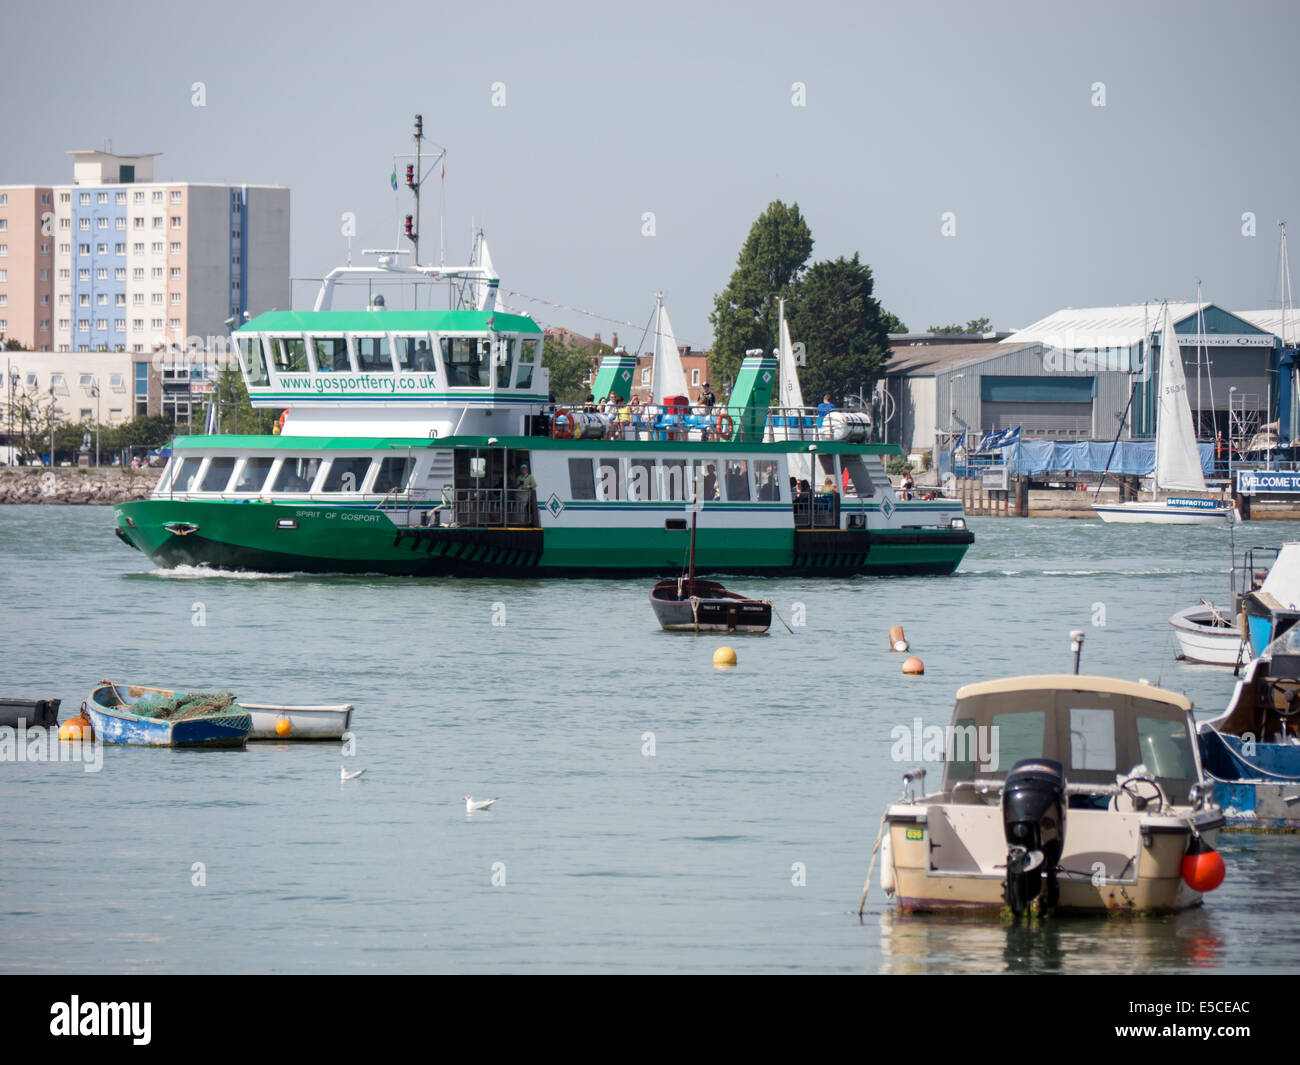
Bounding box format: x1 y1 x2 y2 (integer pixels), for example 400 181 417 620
4 0 1298 349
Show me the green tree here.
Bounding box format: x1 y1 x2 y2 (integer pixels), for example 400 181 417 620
880 310 907 334
787 254 891 404
928 317 991 335
708 201 814 387
542 335 601 404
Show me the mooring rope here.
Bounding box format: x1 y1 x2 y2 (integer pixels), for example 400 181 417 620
856 810 889 917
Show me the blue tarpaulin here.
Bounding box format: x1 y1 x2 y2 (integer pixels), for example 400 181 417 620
995 440 1215 476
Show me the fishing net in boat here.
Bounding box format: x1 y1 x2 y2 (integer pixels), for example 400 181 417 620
130 691 240 721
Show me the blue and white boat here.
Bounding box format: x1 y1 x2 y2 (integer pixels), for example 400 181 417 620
87 682 251 748
1240 542 1300 658
1199 626 1300 827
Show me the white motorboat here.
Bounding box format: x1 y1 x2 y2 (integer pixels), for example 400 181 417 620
863 658 1227 916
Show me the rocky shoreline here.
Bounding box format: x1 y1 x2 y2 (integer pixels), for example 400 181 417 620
0 467 156 505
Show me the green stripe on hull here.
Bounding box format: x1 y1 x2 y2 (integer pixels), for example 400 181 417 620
114 499 971 577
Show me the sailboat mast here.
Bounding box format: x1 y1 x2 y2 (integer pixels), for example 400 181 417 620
688 504 697 588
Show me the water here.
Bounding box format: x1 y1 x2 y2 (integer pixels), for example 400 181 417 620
2 505 1298 973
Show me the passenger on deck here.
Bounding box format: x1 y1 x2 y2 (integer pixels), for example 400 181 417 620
702 463 719 500
583 394 597 412
794 479 811 503
816 393 835 423
515 464 536 490
820 475 839 495
414 341 434 371
701 382 716 410
899 471 914 501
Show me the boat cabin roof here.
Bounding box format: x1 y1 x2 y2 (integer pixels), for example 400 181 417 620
239 309 542 335
943 674 1200 799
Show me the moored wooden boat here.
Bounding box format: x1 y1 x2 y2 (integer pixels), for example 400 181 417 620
650 577 773 633
88 682 250 748
1168 602 1246 666
0 697 60 729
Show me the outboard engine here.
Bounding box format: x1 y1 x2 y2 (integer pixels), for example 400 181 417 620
1001 759 1067 915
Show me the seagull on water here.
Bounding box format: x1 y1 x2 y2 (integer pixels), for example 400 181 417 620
341 766 366 781
465 794 496 812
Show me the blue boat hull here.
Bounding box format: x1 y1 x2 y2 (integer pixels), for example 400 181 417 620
1199 727 1300 828
86 687 250 748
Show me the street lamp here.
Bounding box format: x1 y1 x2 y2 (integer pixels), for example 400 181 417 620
48 384 55 468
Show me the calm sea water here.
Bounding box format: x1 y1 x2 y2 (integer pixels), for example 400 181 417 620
2 504 1299 974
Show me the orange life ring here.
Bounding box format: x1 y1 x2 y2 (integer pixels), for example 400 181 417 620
274 410 287 436
551 409 573 439
714 413 735 439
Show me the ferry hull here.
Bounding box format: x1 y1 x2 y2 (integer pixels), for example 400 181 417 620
115 499 973 578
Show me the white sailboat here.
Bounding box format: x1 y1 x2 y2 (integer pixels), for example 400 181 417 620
1094 302 1234 524
649 293 690 405
777 297 804 411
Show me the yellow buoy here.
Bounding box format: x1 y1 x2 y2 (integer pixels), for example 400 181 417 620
713 646 738 669
902 657 925 675
58 717 93 741
275 716 292 737
889 625 909 652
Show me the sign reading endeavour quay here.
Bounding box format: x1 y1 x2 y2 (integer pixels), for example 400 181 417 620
1175 334 1275 348
1236 470 1300 494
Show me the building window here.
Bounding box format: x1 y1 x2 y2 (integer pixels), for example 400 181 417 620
132 319 143 330
58 268 69 279
134 191 144 203
151 318 162 329
151 293 162 304
78 268 89 281
115 294 125 305
59 218 69 229
114 319 125 332
97 192 108 204
96 244 107 255
60 193 70 204
170 190 181 203
169 318 180 329
115 192 126 204
59 319 70 330
59 243 70 255
40 320 49 331
133 293 143 305
133 243 144 255
152 191 162 202
0 245 7 257
114 268 125 280
79 218 90 231
79 193 89 205
0 268 6 281
114 243 124 255
170 293 180 305
133 217 144 229
41 192 50 205
115 218 125 230
170 216 180 229
40 243 50 255
58 294 68 305
96 267 107 280
0 295 6 306
40 295 49 306
96 217 108 229
79 294 89 306
132 268 143 280
151 267 162 279
39 268 49 281
170 267 181 279
96 319 107 331
78 244 89 255
1 193 9 206
78 320 89 333
170 242 181 254
0 220 7 232
96 294 107 305
151 242 162 253
152 217 162 229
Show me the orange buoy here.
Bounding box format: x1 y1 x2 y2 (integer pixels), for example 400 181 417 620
902 657 925 675
889 625 909 652
58 716 93 741
713 646 738 669
1181 836 1226 892
275 716 292 737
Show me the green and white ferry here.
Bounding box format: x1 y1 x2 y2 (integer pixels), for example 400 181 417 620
114 251 973 578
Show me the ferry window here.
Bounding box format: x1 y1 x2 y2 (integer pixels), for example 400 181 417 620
172 457 203 493
1069 708 1116 772
754 460 781 500
568 458 595 500
234 456 274 492
396 335 436 373
199 457 237 492
516 339 539 389
660 459 689 502
237 336 269 387
495 338 515 389
373 456 413 494
272 337 308 374
271 457 322 492
312 337 351 373
321 457 370 492
724 459 750 501
597 458 621 501
441 337 491 387
991 711 1046 769
1136 716 1195 783
355 336 393 373
628 458 657 501
697 462 719 501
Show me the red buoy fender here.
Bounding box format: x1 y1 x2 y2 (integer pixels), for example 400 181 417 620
1181 835 1226 893
551 409 573 439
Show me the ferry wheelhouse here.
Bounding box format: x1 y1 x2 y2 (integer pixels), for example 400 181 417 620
114 255 973 578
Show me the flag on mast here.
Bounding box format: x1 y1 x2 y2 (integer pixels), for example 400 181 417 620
390 166 398 191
